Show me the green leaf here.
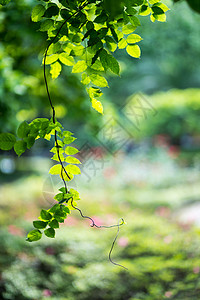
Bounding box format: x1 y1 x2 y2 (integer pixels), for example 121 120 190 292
40 19 54 32
59 53 75 66
43 4 59 18
127 34 142 44
44 228 55 238
148 0 160 4
14 140 27 157
26 229 42 242
65 156 81 164
40 209 52 221
91 98 103 114
17 121 30 138
63 136 76 144
44 54 59 65
126 44 141 58
31 4 45 22
49 164 62 175
118 38 127 49
81 73 91 85
65 146 79 155
89 74 108 88
122 24 137 34
151 6 164 15
72 60 87 73
50 62 62 79
65 164 81 175
100 49 120 75
0 133 16 150
25 136 36 149
33 220 48 229
49 219 59 229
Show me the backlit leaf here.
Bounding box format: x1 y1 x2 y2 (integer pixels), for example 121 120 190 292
65 146 79 155
91 98 103 114
50 61 62 79
26 229 42 242
72 60 87 73
59 53 75 66
65 164 81 175
44 228 55 238
127 34 142 44
126 44 141 58
90 74 108 87
31 4 45 22
0 133 16 150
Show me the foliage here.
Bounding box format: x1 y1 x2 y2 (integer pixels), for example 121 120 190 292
1 212 200 299
0 0 170 241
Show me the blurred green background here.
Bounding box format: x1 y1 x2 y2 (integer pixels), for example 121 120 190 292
1 0 200 299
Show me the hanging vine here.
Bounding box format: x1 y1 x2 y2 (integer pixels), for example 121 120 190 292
0 0 169 268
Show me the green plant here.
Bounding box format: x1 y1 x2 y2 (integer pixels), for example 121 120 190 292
0 0 170 242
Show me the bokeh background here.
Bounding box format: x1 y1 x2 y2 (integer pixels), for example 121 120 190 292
0 0 200 299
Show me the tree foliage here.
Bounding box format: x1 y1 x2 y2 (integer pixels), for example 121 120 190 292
0 0 170 242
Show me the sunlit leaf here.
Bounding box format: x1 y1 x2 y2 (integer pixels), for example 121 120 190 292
50 62 62 79
91 98 103 114
126 44 141 58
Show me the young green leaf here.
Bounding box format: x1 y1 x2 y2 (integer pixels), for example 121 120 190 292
44 228 55 238
126 44 141 58
91 98 103 114
127 34 142 44
44 54 59 65
0 133 16 150
65 164 81 175
49 219 59 229
17 121 30 138
40 19 54 32
63 136 76 144
65 146 79 155
50 62 62 79
31 4 46 22
26 229 42 242
72 60 87 73
40 209 52 221
33 220 48 229
65 156 81 164
14 140 27 157
49 164 62 175
59 53 75 66
89 74 108 88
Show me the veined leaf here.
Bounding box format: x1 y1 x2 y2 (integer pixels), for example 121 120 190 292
118 38 127 49
0 133 16 150
91 98 103 114
72 60 87 73
44 228 55 238
40 19 54 32
31 4 45 22
14 140 27 157
50 62 62 79
40 209 52 221
122 24 137 34
17 121 30 138
49 164 62 175
81 73 91 85
89 74 108 87
59 53 75 66
44 54 59 65
65 156 81 164
126 44 141 58
127 34 142 44
65 146 79 155
65 164 81 175
26 229 42 242
33 221 48 229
